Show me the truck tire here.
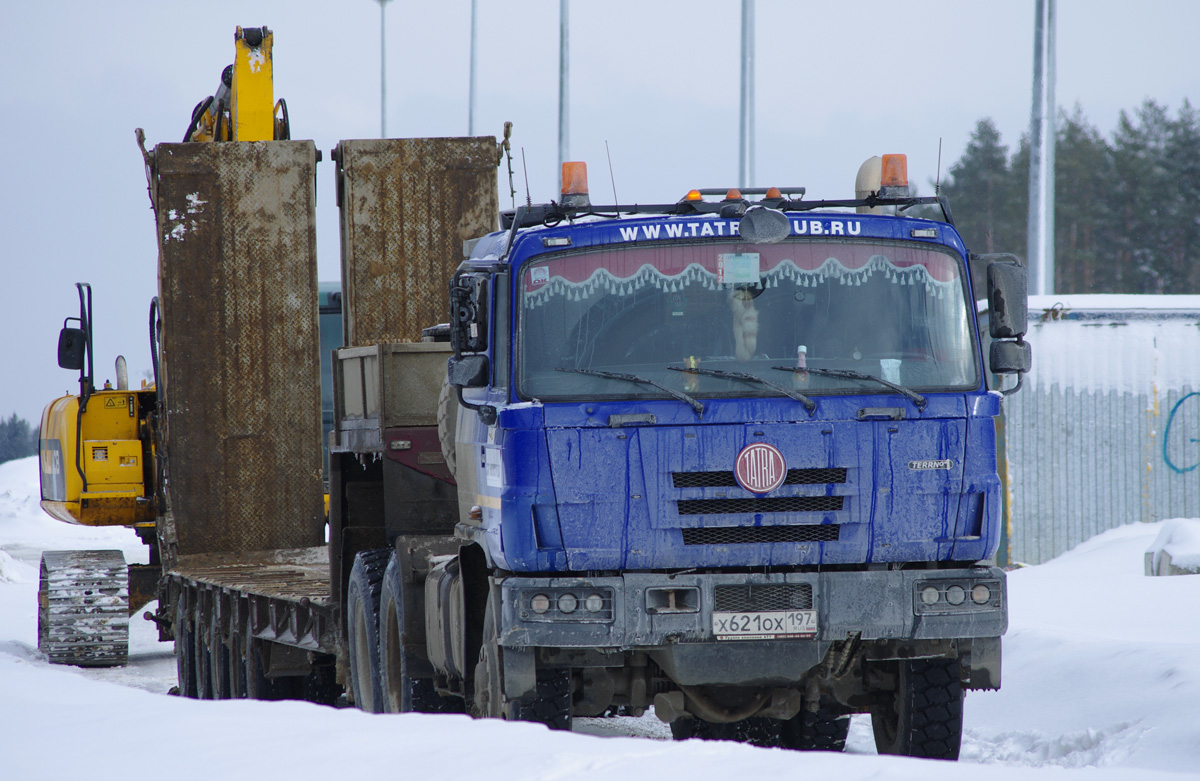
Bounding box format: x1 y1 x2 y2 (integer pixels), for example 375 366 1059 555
871 658 963 760
174 592 198 698
670 717 779 747
779 698 851 752
346 548 389 713
436 379 457 477
193 599 214 699
474 597 571 730
243 614 299 701
208 607 232 700
378 554 463 714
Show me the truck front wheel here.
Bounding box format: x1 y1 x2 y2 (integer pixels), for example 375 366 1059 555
473 598 571 730
871 658 963 760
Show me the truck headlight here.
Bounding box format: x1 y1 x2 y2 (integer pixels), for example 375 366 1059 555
946 585 966 605
584 593 605 613
920 586 940 606
530 594 551 614
557 593 578 614
971 583 991 604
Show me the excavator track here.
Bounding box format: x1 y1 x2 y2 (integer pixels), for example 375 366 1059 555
38 550 129 667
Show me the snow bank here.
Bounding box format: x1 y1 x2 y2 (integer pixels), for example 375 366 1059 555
1145 518 1200 575
2 458 1200 779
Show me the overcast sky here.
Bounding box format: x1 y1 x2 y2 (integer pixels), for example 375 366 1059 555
1 0 1197 425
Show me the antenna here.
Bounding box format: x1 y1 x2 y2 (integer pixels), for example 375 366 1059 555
521 147 532 207
935 137 943 196
605 140 619 215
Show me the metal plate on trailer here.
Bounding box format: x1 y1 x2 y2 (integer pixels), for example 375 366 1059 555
335 137 499 347
152 141 325 558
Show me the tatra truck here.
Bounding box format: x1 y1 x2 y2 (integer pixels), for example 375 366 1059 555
37 26 1030 762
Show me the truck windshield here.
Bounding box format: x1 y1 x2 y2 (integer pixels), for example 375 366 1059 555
517 238 978 403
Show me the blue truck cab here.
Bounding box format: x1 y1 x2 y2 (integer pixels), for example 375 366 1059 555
432 159 1030 758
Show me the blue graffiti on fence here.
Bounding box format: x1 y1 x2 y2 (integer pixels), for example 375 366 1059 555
1162 392 1200 473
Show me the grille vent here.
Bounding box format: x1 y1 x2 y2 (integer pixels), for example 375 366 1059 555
672 468 847 489
677 496 844 515
681 524 840 546
714 583 814 611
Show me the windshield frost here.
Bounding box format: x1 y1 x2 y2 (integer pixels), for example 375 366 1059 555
518 239 978 402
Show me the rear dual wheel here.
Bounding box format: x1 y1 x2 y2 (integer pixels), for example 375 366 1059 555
346 549 390 712
379 554 463 714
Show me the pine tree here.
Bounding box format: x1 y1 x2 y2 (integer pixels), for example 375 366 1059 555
1053 106 1114 293
0 413 39 464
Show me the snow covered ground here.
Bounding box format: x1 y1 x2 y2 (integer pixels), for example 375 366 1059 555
2 454 1198 780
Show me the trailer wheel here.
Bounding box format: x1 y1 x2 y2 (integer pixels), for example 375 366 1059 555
437 379 457 477
208 606 232 700
379 554 463 714
174 591 198 698
194 598 214 699
871 658 963 760
346 548 389 713
474 597 571 730
243 613 299 701
779 698 850 752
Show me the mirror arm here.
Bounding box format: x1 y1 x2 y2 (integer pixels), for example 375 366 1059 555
455 385 497 426
1000 372 1025 397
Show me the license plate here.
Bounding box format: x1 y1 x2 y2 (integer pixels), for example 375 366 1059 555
713 610 818 640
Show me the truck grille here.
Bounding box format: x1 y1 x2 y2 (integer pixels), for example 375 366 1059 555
714 583 814 611
681 524 840 546
672 468 847 488
676 496 844 515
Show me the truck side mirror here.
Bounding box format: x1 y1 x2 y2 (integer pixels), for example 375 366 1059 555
57 327 86 371
989 339 1031 375
449 273 489 354
986 260 1028 339
448 353 490 388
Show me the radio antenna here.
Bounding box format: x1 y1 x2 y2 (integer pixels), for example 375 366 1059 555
935 137 943 196
521 147 532 207
605 140 619 215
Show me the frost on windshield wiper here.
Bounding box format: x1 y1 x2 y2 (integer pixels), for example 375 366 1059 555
668 365 816 415
771 366 927 410
555 367 705 416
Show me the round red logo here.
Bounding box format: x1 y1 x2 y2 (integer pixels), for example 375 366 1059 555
734 442 786 494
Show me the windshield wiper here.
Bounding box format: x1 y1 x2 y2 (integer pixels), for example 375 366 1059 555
668 365 816 414
770 366 927 410
555 367 704 416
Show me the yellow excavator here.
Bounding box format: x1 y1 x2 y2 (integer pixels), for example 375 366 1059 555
37 26 289 667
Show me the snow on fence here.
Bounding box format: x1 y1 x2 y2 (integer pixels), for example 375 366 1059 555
1001 295 1200 565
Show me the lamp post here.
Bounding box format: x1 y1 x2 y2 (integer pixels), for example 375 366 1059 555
377 0 390 138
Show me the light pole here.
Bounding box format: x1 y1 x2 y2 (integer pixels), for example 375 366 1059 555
558 0 569 192
739 0 755 189
377 0 390 138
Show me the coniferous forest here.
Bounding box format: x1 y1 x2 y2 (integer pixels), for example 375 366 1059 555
929 99 1200 295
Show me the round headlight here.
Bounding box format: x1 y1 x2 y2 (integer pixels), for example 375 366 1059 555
971 583 992 605
530 594 551 614
584 593 605 613
920 586 940 606
557 593 578 614
946 585 966 606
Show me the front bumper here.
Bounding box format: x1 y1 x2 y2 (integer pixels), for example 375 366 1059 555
498 566 1006 651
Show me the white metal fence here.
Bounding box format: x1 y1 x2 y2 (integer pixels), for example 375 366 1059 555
1001 296 1200 565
